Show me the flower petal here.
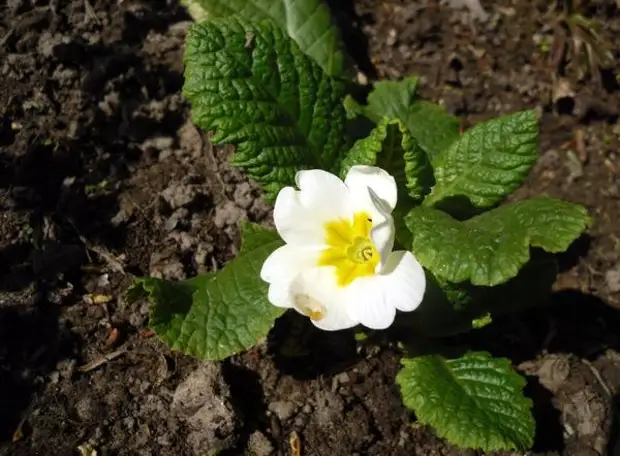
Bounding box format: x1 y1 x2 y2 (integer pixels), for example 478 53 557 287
267 281 294 308
261 245 319 308
368 188 395 270
289 267 357 331
260 245 317 283
344 278 396 330
344 165 398 212
378 251 426 312
273 170 350 247
345 251 426 329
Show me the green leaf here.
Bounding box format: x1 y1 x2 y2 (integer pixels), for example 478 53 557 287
406 196 590 286
424 110 539 210
403 101 462 163
340 118 433 201
397 352 534 451
359 78 461 162
183 18 350 200
183 0 352 77
129 222 285 360
364 78 419 121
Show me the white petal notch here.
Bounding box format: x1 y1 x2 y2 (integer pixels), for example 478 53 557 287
260 166 427 331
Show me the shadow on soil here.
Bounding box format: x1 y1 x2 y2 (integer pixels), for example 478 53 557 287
0 2 189 447
0 299 73 442
467 289 620 453
268 311 360 381
325 0 377 79
220 361 269 455
609 393 620 456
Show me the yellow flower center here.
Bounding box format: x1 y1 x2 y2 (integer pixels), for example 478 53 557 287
317 212 379 287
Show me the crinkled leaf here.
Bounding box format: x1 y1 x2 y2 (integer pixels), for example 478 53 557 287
403 101 462 163
182 0 352 77
406 196 590 286
129 222 285 360
340 118 433 201
359 78 461 162
183 18 350 200
397 352 534 451
425 110 539 209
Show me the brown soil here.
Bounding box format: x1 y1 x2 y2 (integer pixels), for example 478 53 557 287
1 0 620 455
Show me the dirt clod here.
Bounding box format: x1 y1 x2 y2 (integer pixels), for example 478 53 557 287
605 263 620 293
171 362 240 455
268 400 297 422
247 430 274 456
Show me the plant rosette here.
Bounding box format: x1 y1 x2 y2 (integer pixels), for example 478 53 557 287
129 4 592 453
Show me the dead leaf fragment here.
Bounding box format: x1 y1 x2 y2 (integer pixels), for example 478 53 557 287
83 293 113 305
77 443 98 456
574 128 587 163
289 431 302 456
77 349 126 373
104 327 122 348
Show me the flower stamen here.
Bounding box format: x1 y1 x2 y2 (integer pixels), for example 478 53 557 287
318 211 379 287
294 294 326 320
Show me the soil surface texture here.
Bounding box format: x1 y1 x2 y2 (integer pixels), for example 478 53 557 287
1 0 620 455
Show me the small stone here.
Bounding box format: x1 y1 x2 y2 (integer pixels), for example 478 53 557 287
605 263 620 293
149 250 186 280
268 400 297 422
161 183 197 210
233 182 254 210
169 231 195 251
213 200 246 228
246 431 274 456
167 208 189 231
536 354 571 393
194 243 211 270
331 372 350 391
37 32 65 58
48 371 60 384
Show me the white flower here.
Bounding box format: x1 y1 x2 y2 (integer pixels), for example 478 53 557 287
260 165 427 331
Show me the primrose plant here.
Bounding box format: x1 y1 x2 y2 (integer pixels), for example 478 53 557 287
130 1 591 452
